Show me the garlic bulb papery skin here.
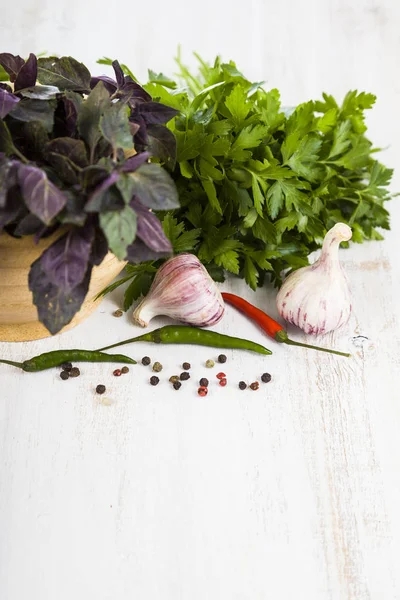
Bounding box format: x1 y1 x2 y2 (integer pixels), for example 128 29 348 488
133 253 225 328
276 223 352 335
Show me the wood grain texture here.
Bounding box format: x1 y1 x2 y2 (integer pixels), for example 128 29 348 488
1 0 400 598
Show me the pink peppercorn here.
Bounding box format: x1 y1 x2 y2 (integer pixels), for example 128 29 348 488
198 386 208 397
216 372 226 380
219 378 227 387
113 369 122 377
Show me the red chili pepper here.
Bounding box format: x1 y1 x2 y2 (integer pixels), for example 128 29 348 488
222 293 350 357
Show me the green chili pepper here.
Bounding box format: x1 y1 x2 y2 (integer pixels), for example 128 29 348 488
0 350 137 372
97 325 272 355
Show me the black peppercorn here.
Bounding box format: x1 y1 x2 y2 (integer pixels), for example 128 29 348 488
61 362 72 371
199 378 209 387
173 381 182 390
180 372 190 381
261 373 272 383
96 384 106 394
60 370 69 380
182 362 191 370
150 376 159 386
142 356 151 366
238 381 247 390
218 354 227 363
69 367 80 378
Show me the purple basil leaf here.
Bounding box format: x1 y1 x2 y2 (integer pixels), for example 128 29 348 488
129 114 148 148
80 165 110 191
90 228 108 265
99 102 133 152
45 152 79 185
29 258 92 334
18 85 59 100
90 75 117 94
37 56 91 92
121 151 150 172
0 185 24 231
18 164 68 224
0 119 18 155
124 77 152 101
126 238 171 264
99 205 137 260
40 223 94 291
58 191 87 227
44 138 88 185
0 88 20 118
77 81 110 161
139 102 179 125
17 121 49 161
14 53 37 91
45 137 89 167
131 198 172 252
0 53 25 83
14 213 44 236
9 97 56 132
128 162 179 210
146 124 176 169
0 158 14 207
61 91 83 136
85 170 121 212
112 60 125 88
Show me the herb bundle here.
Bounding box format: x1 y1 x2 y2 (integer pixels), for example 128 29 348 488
0 53 178 334
99 54 394 308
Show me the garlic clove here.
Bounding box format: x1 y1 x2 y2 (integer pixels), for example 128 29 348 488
276 223 352 335
133 253 225 328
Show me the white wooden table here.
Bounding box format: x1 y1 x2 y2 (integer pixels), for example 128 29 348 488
2 0 400 597
1 230 400 599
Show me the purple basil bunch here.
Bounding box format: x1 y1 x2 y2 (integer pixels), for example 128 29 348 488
0 53 179 334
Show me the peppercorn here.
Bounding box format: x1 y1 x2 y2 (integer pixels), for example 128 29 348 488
219 378 227 387
173 381 182 390
216 372 226 380
141 356 151 366
121 366 129 374
61 362 72 371
169 375 180 384
96 384 106 394
205 359 215 368
261 373 272 383
198 386 208 397
180 372 190 381
238 381 247 390
113 369 121 377
113 309 123 317
150 376 159 386
60 370 69 380
218 354 227 363
152 361 163 372
199 377 209 387
69 367 80 378
182 362 191 370
250 381 259 391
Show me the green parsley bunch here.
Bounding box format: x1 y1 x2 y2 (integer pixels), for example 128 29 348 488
98 54 394 307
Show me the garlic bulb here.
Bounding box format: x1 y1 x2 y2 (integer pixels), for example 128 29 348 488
133 253 225 327
276 223 352 335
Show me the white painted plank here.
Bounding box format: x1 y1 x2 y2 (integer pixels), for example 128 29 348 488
1 0 400 598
